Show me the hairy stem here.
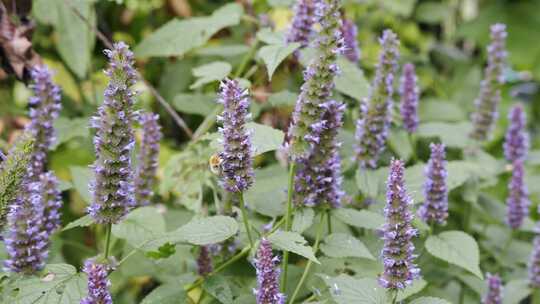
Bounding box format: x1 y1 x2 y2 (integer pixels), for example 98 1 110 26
104 223 112 259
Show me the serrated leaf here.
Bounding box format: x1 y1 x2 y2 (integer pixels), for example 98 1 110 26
135 3 243 58
141 282 187 304
257 43 300 80
409 297 452 304
190 62 232 89
332 208 384 230
417 121 473 148
320 233 374 260
292 208 314 233
203 276 233 304
320 275 388 304
335 57 370 101
69 166 93 203
112 207 166 248
355 168 386 198
245 165 287 217
268 231 319 263
503 279 531 304
168 216 239 246
62 215 94 231
425 231 483 279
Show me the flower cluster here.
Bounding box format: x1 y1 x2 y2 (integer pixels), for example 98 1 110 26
503 104 529 162
134 112 162 206
81 259 114 304
399 63 419 133
341 18 360 63
470 23 507 141
482 273 503 304
294 100 345 207
88 42 137 224
379 159 420 289
217 78 254 193
253 238 286 304
506 160 529 229
286 0 317 48
36 172 62 236
197 245 213 276
355 30 400 169
418 143 448 225
529 235 540 288
288 0 344 157
25 65 62 180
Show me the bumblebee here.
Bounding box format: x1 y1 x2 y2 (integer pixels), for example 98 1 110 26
209 153 223 175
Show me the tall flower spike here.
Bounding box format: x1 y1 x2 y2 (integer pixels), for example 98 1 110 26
506 160 529 229
294 100 345 207
3 195 48 274
81 259 113 304
529 235 540 288
341 17 360 63
379 159 420 290
399 63 419 133
418 143 448 225
134 112 162 206
482 273 503 304
217 78 254 193
288 0 344 158
286 0 317 48
26 65 62 180
197 246 213 276
470 23 507 141
88 42 137 224
253 238 286 304
355 30 400 169
38 172 62 236
503 104 529 162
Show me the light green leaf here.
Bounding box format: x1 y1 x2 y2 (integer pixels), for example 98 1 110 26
62 215 94 231
164 216 239 246
112 207 166 248
195 44 250 57
256 28 286 45
355 167 386 198
409 297 452 304
332 208 384 230
141 282 187 304
211 122 285 156
397 279 427 301
172 93 215 116
320 275 388 304
268 231 319 263
135 3 243 58
320 233 375 260
335 57 370 101
52 117 89 149
245 165 287 217
268 90 297 107
415 2 450 24
417 121 474 148
419 99 466 122
190 62 232 89
503 280 531 304
388 129 413 161
69 166 93 203
380 0 417 16
203 276 233 304
258 43 300 80
425 231 483 279
292 208 315 233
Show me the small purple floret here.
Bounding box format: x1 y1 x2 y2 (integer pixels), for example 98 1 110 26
253 238 286 304
506 160 529 229
418 143 448 225
341 18 360 63
81 259 114 304
503 104 529 162
134 112 162 206
482 273 503 304
399 63 419 133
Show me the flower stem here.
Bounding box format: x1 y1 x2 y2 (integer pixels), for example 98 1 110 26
104 223 112 259
281 161 297 291
288 211 325 304
239 192 254 249
327 211 332 234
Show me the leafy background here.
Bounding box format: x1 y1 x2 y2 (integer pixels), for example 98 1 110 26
1 0 540 303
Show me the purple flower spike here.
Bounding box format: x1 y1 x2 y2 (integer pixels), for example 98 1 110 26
38 171 62 236
3 197 48 274
379 159 420 290
286 0 317 48
81 259 113 304
341 18 360 63
253 238 286 304
88 42 137 224
399 63 419 133
504 104 529 162
470 23 508 141
217 78 254 193
134 112 162 206
294 100 345 208
288 0 344 158
482 273 503 304
506 160 529 229
529 235 540 288
197 246 213 276
418 143 448 225
355 30 400 169
26 65 62 180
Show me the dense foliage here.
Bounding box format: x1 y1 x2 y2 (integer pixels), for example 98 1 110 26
1 0 540 303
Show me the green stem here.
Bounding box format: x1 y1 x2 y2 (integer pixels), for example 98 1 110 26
408 132 417 163
234 40 260 78
281 162 297 291
288 211 326 304
390 290 398 304
104 223 112 259
327 211 332 234
239 192 254 248
532 289 540 304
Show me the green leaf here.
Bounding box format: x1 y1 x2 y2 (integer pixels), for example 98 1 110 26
195 44 250 57
267 90 297 107
417 121 474 148
112 207 166 248
320 233 375 260
268 231 319 263
335 57 370 101
415 2 450 24
292 208 315 233
69 166 93 203
172 93 215 116
52 117 90 149
203 276 233 304
397 279 427 301
135 3 243 58
355 167 386 198
503 280 531 304
141 282 187 304
245 165 287 217
10 264 87 303
320 275 388 304
332 208 384 230
211 122 285 156
62 215 94 231
190 62 232 89
425 231 483 279
419 99 466 122
146 242 176 260
257 43 300 80
380 0 417 16
168 215 239 246
409 297 452 304
388 129 413 161
256 28 286 45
